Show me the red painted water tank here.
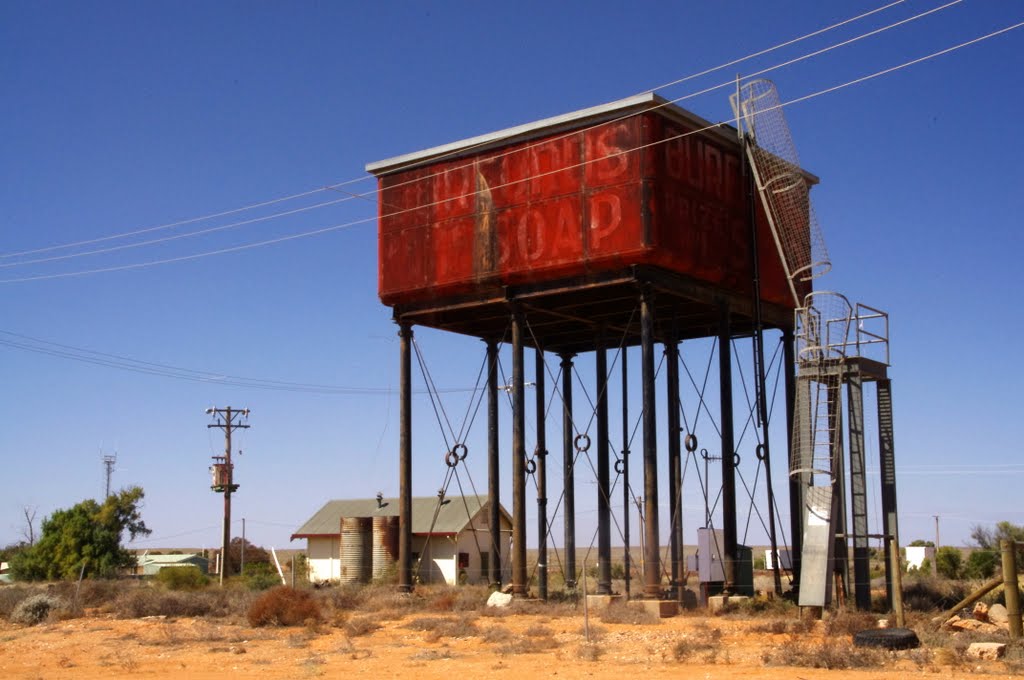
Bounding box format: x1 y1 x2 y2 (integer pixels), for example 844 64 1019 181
367 93 813 314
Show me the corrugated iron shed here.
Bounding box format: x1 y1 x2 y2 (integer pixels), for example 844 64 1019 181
291 495 510 539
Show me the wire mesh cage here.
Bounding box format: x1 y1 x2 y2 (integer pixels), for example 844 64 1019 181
730 79 831 288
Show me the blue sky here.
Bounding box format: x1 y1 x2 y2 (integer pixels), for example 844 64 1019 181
2 1 1022 559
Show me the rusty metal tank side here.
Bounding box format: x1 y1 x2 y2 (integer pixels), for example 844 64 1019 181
373 95 802 311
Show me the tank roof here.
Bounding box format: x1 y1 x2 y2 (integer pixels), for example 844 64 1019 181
365 92 794 178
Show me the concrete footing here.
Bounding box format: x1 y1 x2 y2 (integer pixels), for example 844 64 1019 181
639 599 679 618
585 594 623 611
707 594 748 614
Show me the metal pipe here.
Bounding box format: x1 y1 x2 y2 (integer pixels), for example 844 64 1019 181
398 322 413 593
487 339 501 589
718 301 737 591
641 287 661 599
596 334 612 595
511 308 527 596
560 352 577 590
535 347 548 601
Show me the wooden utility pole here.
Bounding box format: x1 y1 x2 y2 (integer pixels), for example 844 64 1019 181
207 407 249 585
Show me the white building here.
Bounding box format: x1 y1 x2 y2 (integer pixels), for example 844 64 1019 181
905 545 935 571
291 494 512 585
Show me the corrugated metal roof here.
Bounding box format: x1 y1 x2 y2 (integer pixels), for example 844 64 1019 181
291 495 509 539
138 553 207 565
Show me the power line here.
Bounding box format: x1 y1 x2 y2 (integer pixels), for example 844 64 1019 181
0 195 354 269
1 13 1015 285
0 328 474 395
0 0 918 261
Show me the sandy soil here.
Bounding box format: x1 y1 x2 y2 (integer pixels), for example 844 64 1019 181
0 607 1018 679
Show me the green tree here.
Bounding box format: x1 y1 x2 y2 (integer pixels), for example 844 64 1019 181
227 537 270 576
964 550 999 579
970 521 1024 567
10 487 151 580
935 546 963 579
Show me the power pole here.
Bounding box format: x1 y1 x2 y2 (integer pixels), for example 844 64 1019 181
207 406 249 585
933 515 940 577
102 452 117 498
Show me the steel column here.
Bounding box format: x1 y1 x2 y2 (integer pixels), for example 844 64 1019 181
560 352 577 590
596 336 612 595
487 339 501 588
641 288 661 598
535 348 548 600
398 322 413 593
718 302 738 590
847 373 871 610
877 379 899 608
783 327 802 587
511 309 528 596
621 347 631 598
665 329 682 597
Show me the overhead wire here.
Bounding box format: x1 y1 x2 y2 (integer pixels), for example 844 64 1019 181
1 0 932 263
0 328 474 395
4 8 1007 286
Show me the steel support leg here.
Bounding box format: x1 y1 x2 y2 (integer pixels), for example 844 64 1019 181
398 322 413 593
666 330 682 598
560 352 577 590
783 328 802 588
535 348 548 600
621 347 631 599
511 309 527 596
847 373 871 610
877 379 899 609
596 337 612 595
487 339 501 588
718 302 738 590
641 288 661 599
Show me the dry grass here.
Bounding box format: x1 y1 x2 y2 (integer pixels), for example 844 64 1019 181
761 637 885 669
576 642 604 661
673 623 724 663
404 614 479 642
598 601 661 625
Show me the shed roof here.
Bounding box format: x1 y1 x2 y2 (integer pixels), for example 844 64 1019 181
291 495 509 540
138 553 207 566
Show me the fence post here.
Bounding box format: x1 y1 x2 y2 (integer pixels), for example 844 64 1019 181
889 539 905 627
1002 539 1021 641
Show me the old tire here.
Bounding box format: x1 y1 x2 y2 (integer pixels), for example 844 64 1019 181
852 627 920 650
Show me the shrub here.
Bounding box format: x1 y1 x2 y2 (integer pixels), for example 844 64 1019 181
113 588 215 618
156 566 209 591
11 593 65 625
0 585 34 619
247 586 321 627
964 550 998 579
935 547 963 579
243 563 280 592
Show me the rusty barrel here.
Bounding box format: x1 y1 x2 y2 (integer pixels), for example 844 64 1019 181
340 517 372 583
372 515 399 580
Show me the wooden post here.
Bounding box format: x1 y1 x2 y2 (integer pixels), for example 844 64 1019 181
889 539 905 627
1002 539 1021 640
